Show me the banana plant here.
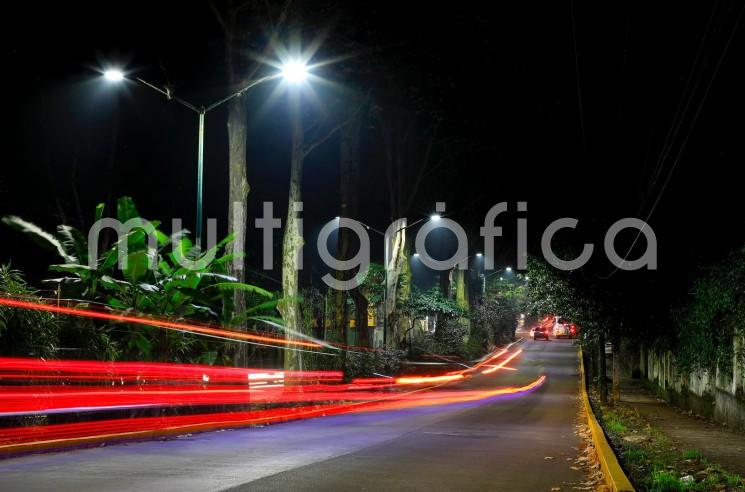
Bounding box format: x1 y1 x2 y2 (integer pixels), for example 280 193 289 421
3 197 280 362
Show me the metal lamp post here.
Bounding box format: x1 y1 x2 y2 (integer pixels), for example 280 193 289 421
103 66 306 245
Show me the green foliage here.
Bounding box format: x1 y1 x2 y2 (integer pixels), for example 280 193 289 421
434 317 468 356
301 347 405 379
402 286 463 319
343 348 406 378
2 197 279 363
526 256 617 343
675 245 745 374
469 296 520 349
361 263 385 305
0 265 59 358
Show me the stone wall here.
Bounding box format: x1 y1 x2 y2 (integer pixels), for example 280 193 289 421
641 335 745 430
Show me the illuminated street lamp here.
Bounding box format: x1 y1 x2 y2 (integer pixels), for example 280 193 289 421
102 61 308 244
103 69 124 82
281 62 308 83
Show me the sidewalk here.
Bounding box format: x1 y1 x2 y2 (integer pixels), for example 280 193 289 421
620 379 745 477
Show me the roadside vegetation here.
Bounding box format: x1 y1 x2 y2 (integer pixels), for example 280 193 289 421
593 399 744 491
1 196 525 378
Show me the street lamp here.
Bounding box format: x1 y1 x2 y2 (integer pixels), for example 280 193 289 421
281 62 308 83
101 60 308 245
103 69 124 82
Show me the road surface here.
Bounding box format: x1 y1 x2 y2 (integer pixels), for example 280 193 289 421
0 336 583 491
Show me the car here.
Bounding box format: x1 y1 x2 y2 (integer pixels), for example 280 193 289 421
533 326 550 340
553 316 578 339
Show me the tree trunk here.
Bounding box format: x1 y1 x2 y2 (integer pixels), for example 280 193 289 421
279 95 304 371
588 338 598 390
221 8 250 366
439 270 451 299
454 269 468 310
354 290 370 348
612 331 621 404
384 224 406 347
598 331 608 404
226 99 249 350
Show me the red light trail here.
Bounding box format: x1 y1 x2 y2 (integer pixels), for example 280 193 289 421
0 297 322 350
0 297 541 455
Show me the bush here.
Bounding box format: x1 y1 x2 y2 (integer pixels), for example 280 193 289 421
675 245 745 374
0 265 59 358
300 346 405 379
434 317 468 356
469 296 518 348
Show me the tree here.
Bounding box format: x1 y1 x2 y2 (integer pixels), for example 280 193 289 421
376 107 438 346
210 0 292 365
526 256 613 403
278 88 354 368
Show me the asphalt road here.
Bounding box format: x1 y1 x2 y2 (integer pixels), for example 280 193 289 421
0 335 583 492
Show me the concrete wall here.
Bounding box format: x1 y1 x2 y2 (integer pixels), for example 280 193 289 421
641 334 745 431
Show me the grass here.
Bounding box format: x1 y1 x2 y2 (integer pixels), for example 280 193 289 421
604 411 628 433
682 449 703 460
626 448 647 465
591 398 745 491
650 470 684 492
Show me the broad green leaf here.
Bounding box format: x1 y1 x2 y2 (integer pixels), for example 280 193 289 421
49 263 94 274
196 272 238 282
101 247 119 271
100 275 130 292
137 283 160 293
212 282 272 298
214 252 245 265
116 196 140 223
41 277 82 285
123 251 151 283
158 260 173 276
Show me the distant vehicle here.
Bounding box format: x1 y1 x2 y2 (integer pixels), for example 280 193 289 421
553 316 577 339
529 326 537 337
533 325 550 340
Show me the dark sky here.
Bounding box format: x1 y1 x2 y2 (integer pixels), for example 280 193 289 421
1 1 744 306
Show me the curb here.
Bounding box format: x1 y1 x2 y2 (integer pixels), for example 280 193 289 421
579 348 635 492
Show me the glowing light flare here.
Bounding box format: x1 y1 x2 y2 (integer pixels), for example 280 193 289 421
281 61 308 83
103 69 124 82
0 297 321 349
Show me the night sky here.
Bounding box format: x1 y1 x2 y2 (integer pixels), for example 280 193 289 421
2 1 744 313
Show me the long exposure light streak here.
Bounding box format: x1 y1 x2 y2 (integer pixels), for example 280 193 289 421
0 300 537 456
481 349 523 374
0 297 322 350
